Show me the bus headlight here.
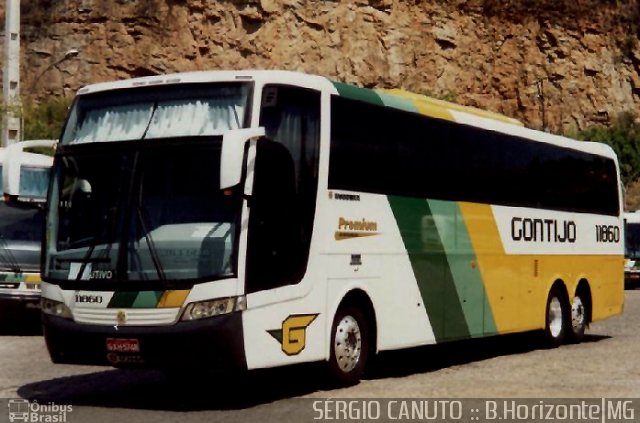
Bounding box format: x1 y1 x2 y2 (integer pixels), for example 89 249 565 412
41 298 73 319
181 296 246 321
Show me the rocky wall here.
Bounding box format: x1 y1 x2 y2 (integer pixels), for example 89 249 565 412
11 0 640 132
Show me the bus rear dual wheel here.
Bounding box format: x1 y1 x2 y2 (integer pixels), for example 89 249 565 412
544 287 587 347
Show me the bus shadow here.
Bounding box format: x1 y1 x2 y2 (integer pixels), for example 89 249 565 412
17 363 330 411
369 331 610 379
0 309 42 336
17 332 611 411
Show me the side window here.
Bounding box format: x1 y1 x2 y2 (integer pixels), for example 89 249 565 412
260 85 321 195
245 85 321 294
329 96 619 216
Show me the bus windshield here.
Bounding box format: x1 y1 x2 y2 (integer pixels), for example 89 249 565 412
0 202 44 272
20 166 50 198
45 82 251 286
45 138 239 285
0 164 49 198
625 221 640 260
0 159 49 273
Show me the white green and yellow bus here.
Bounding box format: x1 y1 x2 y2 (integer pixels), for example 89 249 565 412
41 70 624 384
0 140 54 315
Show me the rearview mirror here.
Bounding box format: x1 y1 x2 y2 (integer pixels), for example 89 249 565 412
220 127 265 190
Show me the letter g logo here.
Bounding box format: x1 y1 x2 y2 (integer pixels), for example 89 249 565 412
268 314 319 355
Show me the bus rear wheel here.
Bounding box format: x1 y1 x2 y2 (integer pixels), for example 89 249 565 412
567 292 588 343
327 306 369 386
543 286 568 348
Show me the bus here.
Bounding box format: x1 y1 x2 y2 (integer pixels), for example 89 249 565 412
0 140 54 316
40 70 624 385
7 399 29 422
624 211 640 287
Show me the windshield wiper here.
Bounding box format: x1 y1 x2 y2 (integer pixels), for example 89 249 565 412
140 101 158 140
73 192 125 281
136 204 166 282
0 235 21 273
73 164 130 282
131 160 166 282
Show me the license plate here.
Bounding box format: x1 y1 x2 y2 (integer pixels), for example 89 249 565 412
106 338 140 353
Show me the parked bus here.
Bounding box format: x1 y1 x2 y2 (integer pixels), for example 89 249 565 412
624 211 640 287
0 140 54 316
41 71 624 384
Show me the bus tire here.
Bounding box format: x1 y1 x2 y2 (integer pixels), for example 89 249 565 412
567 291 589 343
327 305 369 386
543 286 568 348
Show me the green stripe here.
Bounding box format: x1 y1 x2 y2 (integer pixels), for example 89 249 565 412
376 91 418 113
108 291 164 308
427 200 497 336
108 291 138 308
0 273 23 282
331 81 384 106
132 291 163 308
388 196 469 341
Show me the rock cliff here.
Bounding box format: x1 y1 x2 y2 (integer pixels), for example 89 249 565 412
11 0 640 133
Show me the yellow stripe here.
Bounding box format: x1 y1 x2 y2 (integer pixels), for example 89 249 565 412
157 290 190 308
380 88 523 125
458 202 623 334
24 274 41 283
413 100 456 122
380 89 455 121
458 202 520 333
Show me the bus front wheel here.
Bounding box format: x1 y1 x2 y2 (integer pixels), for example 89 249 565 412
327 306 369 386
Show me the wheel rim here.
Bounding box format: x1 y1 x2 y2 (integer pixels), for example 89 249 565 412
571 296 585 332
548 296 563 338
334 315 362 373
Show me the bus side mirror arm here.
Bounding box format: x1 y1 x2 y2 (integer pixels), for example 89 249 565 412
220 127 265 190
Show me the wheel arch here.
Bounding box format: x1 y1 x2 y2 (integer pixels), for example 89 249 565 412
549 278 570 304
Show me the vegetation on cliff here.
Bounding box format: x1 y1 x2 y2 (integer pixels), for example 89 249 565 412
575 112 640 185
22 97 71 141
573 112 640 209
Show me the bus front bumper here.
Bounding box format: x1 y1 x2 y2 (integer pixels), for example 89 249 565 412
42 312 247 371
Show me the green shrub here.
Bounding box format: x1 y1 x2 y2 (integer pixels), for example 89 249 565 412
22 97 72 141
576 112 640 185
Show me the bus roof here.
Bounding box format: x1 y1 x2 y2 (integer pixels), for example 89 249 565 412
74 70 518 126
76 70 334 96
625 212 640 223
382 89 524 126
330 82 522 126
0 144 54 168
